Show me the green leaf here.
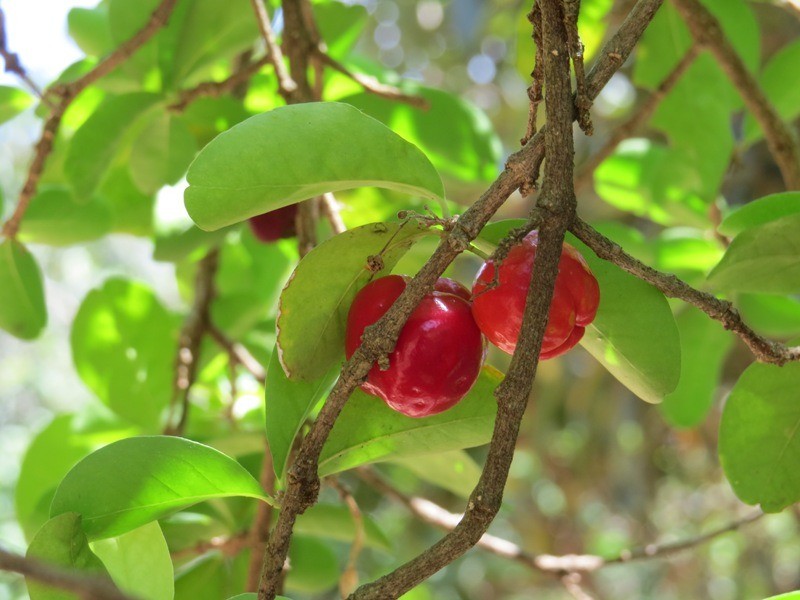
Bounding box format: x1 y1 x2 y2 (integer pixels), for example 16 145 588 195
285 536 339 594
319 366 501 475
389 450 481 500
129 112 198 194
719 361 800 512
659 307 734 428
314 2 368 58
65 93 161 200
0 239 47 340
174 552 249 599
718 192 800 237
265 349 339 483
50 436 270 539
743 39 800 144
340 86 501 184
737 294 800 338
19 187 112 246
276 221 433 381
651 229 724 278
71 278 178 431
0 85 33 124
99 167 156 236
68 5 113 57
574 235 681 403
708 213 800 294
295 503 392 551
593 139 711 227
184 103 445 231
763 593 800 600
154 225 231 262
91 522 174 600
26 513 110 600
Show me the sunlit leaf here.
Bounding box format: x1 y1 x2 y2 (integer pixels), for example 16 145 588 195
184 103 444 231
718 192 800 237
51 436 271 539
0 85 33 124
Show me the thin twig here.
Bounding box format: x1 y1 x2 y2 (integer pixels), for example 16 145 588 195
170 55 272 111
574 43 699 192
246 450 277 591
165 248 220 435
330 480 365 598
208 324 267 383
1 0 178 240
570 218 800 365
319 192 347 234
521 2 544 146
0 8 44 99
170 532 250 560
314 51 429 109
672 0 800 189
258 1 665 597
0 548 135 600
250 0 297 99
563 0 593 135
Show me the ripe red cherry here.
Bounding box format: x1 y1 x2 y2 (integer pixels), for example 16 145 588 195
248 204 298 242
471 231 600 360
345 275 484 418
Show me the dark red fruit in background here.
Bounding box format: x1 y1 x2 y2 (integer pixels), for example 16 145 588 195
345 275 484 418
471 231 600 360
248 204 298 242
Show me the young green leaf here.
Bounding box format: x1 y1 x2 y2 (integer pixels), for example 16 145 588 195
340 86 502 184
660 307 734 428
91 522 174 600
0 239 47 340
265 348 339 484
389 450 481 500
70 278 178 431
276 221 434 381
19 187 112 246
717 192 800 237
319 366 501 475
50 436 271 539
708 213 800 294
129 112 198 194
64 93 161 201
26 513 111 600
719 361 800 513
294 503 392 551
184 103 445 231
0 85 33 125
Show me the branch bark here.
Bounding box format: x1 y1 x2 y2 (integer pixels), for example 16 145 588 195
0 548 135 600
672 0 800 190
0 7 44 99
257 1 666 597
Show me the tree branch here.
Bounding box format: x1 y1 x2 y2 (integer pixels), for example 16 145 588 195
574 43 699 192
208 324 267 383
0 7 44 99
169 55 272 111
246 449 276 592
570 218 800 365
672 0 800 190
257 1 666 597
0 548 135 600
250 0 297 100
1 0 178 240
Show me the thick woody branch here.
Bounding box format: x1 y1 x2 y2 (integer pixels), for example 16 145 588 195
570 218 800 365
672 0 800 190
0 548 135 600
1 0 178 240
258 1 666 597
574 44 698 192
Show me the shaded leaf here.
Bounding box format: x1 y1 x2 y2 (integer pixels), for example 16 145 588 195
184 103 444 231
719 361 800 512
708 213 800 294
19 187 112 246
737 294 800 338
295 503 392 551
0 239 47 340
91 522 174 600
129 112 198 194
389 450 481 500
68 5 113 57
285 536 339 594
319 366 501 475
276 221 433 381
51 436 270 539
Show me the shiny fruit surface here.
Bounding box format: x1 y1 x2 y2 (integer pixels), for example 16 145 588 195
345 275 484 417
471 231 600 359
248 204 298 242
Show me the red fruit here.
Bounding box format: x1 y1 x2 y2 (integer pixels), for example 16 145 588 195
471 231 600 360
345 275 484 418
248 204 298 242
433 277 472 302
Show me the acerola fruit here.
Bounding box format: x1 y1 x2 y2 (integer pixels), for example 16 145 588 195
471 231 600 360
248 204 298 242
345 275 484 418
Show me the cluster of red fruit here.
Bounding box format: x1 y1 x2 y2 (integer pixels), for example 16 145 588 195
345 231 601 418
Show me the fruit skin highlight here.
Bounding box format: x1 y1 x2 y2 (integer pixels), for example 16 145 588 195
345 275 484 418
471 231 600 360
248 204 298 242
